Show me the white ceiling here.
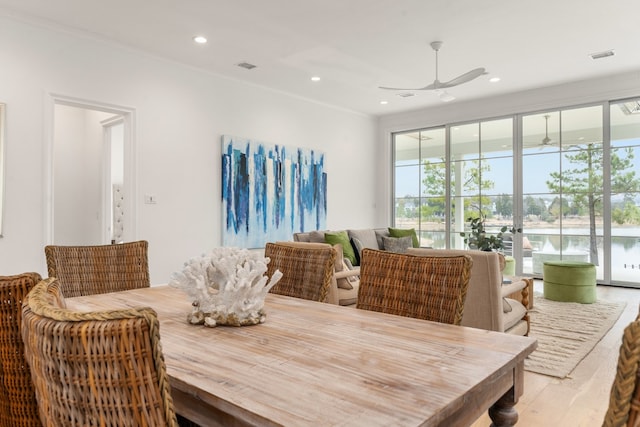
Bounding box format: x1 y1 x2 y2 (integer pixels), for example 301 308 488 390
1 0 639 117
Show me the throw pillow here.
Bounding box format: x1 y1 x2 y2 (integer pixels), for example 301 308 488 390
374 229 390 249
382 236 413 253
332 244 353 290
351 237 365 263
388 227 419 248
324 231 358 266
502 298 513 313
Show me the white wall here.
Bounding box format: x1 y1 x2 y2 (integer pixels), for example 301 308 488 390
0 16 379 283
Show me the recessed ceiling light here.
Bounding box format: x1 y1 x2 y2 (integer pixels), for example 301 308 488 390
397 92 415 98
380 100 388 105
489 77 501 83
193 36 207 44
311 76 321 82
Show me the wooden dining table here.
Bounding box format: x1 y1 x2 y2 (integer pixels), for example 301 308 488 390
66 285 537 427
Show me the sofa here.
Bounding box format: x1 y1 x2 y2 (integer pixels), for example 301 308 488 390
292 228 530 336
406 248 530 335
293 227 421 266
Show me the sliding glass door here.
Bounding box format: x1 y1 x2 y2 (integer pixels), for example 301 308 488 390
610 98 640 285
521 106 604 280
394 127 446 248
449 118 514 250
393 99 640 287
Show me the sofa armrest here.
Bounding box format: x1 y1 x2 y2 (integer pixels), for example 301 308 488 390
505 277 533 310
500 279 526 297
335 269 360 280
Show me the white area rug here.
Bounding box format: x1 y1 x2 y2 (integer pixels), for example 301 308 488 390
524 294 626 378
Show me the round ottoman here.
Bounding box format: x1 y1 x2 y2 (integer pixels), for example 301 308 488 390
503 256 515 276
543 260 596 303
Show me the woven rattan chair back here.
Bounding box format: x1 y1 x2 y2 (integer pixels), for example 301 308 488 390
21 278 178 427
265 242 336 302
604 311 640 427
356 249 473 325
44 240 150 297
0 272 42 427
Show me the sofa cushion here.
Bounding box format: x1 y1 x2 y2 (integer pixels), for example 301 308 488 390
308 230 326 243
332 244 353 290
339 296 357 306
382 236 413 253
324 231 358 266
388 227 419 248
338 280 359 306
503 298 527 331
348 229 379 249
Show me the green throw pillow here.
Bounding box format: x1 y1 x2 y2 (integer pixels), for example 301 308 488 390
324 231 358 266
388 227 419 248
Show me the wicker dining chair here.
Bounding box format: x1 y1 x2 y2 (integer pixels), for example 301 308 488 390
21 277 178 427
0 272 42 427
603 311 640 427
265 242 336 302
44 240 150 297
356 248 473 325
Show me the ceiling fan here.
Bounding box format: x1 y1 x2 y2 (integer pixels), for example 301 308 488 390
379 41 486 102
541 114 553 146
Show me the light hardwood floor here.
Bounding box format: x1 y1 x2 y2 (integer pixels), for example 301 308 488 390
472 281 640 427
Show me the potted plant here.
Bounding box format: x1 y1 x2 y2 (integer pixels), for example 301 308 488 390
460 214 514 252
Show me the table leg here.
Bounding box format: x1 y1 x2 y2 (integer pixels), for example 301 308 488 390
488 390 518 427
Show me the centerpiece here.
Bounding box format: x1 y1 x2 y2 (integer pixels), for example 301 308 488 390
169 247 283 327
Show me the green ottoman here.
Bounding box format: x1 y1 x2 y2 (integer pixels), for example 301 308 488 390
543 260 596 303
503 255 515 276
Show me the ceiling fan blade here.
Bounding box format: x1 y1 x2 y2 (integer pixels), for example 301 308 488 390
438 68 486 88
379 42 486 94
378 85 432 91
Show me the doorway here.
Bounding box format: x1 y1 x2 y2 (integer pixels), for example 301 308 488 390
45 95 136 246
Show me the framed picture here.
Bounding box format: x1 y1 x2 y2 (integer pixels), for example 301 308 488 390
221 135 327 248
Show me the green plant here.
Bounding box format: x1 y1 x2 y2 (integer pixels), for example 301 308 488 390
459 215 514 252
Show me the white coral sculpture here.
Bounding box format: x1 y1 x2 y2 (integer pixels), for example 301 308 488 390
169 247 282 327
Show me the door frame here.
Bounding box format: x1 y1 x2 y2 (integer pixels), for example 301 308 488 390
44 93 137 246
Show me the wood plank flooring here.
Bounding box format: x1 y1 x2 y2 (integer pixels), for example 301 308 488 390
471 281 640 427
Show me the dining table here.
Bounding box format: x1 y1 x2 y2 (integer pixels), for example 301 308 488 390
66 285 537 427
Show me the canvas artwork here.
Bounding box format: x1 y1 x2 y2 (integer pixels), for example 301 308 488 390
221 135 327 248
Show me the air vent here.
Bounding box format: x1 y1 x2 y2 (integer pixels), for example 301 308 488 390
397 92 416 98
237 62 257 70
589 49 615 60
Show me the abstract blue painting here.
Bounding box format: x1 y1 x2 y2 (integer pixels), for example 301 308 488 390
221 135 327 248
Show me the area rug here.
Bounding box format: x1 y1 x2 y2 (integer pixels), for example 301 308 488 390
524 294 626 378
